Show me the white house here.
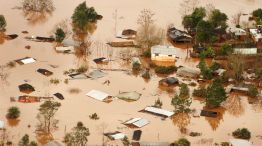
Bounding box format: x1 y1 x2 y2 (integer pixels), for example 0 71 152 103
151 45 177 62
229 139 253 146
233 48 257 55
227 27 246 36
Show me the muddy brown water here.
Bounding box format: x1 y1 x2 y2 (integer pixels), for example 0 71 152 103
0 0 262 145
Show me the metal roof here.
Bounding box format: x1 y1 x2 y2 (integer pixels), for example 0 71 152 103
151 45 177 55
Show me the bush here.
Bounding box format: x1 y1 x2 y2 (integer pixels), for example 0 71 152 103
172 138 190 146
0 15 6 31
143 49 151 57
155 65 177 74
221 142 230 146
202 47 215 58
153 98 162 108
132 62 141 71
76 66 88 73
247 85 259 98
209 62 221 72
7 106 20 119
89 113 99 120
219 44 233 56
55 28 66 42
232 128 251 139
50 78 60 85
192 87 206 98
142 70 150 79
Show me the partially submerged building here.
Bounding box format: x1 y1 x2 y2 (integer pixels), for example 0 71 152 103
229 139 253 146
159 77 179 86
168 27 192 43
233 43 257 55
141 106 174 118
15 57 36 65
116 91 141 101
250 27 262 42
18 83 35 94
86 90 112 102
151 45 177 62
176 67 200 78
104 131 126 140
43 141 62 146
123 118 149 128
116 29 137 39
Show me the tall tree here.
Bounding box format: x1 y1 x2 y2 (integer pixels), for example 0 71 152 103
37 101 61 133
196 20 216 44
72 2 102 33
64 122 90 146
205 78 227 108
171 84 192 113
0 15 6 31
209 9 228 35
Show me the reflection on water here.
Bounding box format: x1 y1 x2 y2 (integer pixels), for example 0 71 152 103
7 119 20 127
204 107 225 131
252 96 262 111
0 32 5 44
223 95 244 117
172 112 191 134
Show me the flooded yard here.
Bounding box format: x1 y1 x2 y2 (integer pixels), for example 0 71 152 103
0 0 262 145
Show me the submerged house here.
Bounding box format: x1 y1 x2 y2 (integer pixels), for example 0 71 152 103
233 43 257 55
168 27 192 43
250 27 262 42
151 45 177 62
116 29 137 39
227 27 247 36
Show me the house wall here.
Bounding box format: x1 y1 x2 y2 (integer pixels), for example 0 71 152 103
151 54 176 61
233 48 257 55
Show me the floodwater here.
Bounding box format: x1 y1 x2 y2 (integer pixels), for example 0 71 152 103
0 0 262 145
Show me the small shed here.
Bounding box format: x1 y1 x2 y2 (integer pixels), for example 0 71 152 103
37 68 53 77
233 48 257 55
86 90 111 102
15 57 36 65
159 77 179 86
18 83 35 94
104 131 126 140
116 91 141 101
168 27 192 43
151 45 177 62
53 93 64 100
227 27 246 36
176 67 200 78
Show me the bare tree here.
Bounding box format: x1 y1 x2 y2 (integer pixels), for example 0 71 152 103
231 10 243 27
179 0 199 17
0 66 9 86
136 9 165 52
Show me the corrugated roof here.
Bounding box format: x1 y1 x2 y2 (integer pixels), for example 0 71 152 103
151 45 177 55
230 139 253 146
144 106 174 117
124 118 149 128
86 90 109 101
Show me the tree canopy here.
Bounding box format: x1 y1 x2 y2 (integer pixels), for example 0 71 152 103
64 122 90 146
72 2 102 33
196 20 217 44
205 78 226 108
0 15 6 31
209 9 228 34
171 84 192 113
252 8 262 25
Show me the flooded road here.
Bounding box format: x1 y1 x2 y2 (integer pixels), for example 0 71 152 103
0 0 262 145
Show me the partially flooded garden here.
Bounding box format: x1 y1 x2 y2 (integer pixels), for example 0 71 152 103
0 0 262 146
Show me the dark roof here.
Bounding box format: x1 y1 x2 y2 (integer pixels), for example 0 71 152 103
168 27 192 42
54 93 64 100
200 110 218 118
37 68 53 76
122 29 137 36
132 130 142 141
159 77 179 86
18 83 35 94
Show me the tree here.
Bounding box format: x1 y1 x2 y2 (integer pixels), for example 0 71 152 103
252 8 262 25
19 134 38 146
37 101 61 133
198 55 213 79
247 85 259 98
153 98 163 108
171 84 192 113
205 78 226 108
122 136 130 146
72 2 102 33
171 138 191 146
209 9 228 34
219 44 233 56
19 134 29 146
0 15 6 31
136 9 164 51
22 0 55 13
55 28 66 42
64 122 90 146
182 7 206 34
196 20 216 44
231 11 242 27
228 54 244 82
6 106 20 119
232 128 251 139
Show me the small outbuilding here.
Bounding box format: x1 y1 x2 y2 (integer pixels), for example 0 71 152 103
87 70 107 79
37 68 53 77
159 77 179 86
141 106 174 118
132 130 142 141
86 90 112 102
250 28 262 42
55 46 75 53
123 118 149 128
68 73 89 80
168 27 192 43
151 45 177 62
116 91 141 101
0 120 4 129
15 57 36 65
229 139 253 146
176 67 200 78
18 83 35 94
104 131 126 140
54 93 64 100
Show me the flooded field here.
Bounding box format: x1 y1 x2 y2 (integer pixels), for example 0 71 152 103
0 0 262 145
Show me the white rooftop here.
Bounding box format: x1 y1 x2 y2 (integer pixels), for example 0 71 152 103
151 45 177 55
86 90 109 101
124 118 149 128
111 132 126 140
230 139 253 146
144 106 174 117
0 120 4 129
21 57 36 64
250 28 262 42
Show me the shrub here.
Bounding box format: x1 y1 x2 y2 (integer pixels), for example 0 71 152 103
132 62 141 71
232 128 251 139
247 85 259 98
219 44 233 56
55 28 66 42
0 15 6 31
209 62 221 72
192 87 206 98
155 65 177 74
7 106 20 119
64 79 69 84
221 142 230 146
50 78 60 85
143 49 151 57
6 61 16 68
142 70 150 79
122 136 130 146
172 138 190 146
189 132 201 137
202 47 215 58
153 98 162 108
89 113 99 120
77 66 88 73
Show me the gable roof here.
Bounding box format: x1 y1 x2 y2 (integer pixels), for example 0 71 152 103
123 118 149 128
143 106 174 117
151 45 177 55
